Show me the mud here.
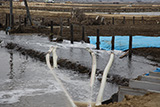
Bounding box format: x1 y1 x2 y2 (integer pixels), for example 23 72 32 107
132 47 160 63
106 92 160 107
75 92 160 107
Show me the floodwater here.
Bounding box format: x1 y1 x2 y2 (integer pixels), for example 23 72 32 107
0 31 159 106
0 33 118 106
0 31 158 78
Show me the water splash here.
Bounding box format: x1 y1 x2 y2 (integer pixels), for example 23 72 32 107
86 48 97 107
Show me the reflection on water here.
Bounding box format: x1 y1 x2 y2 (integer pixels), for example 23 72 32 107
9 51 14 79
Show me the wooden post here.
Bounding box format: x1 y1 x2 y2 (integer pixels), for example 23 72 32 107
5 14 8 28
70 24 73 44
96 29 100 50
67 18 70 25
19 15 21 30
19 15 21 26
49 21 53 41
82 26 85 41
9 14 10 27
51 21 53 36
133 16 135 25
129 35 132 58
111 36 115 50
10 0 13 28
60 18 63 36
141 16 144 24
112 17 114 25
11 14 14 27
24 0 32 25
24 17 27 27
42 18 44 25
123 16 125 24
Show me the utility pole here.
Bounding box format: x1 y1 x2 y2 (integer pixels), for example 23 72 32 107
24 0 32 26
10 0 13 28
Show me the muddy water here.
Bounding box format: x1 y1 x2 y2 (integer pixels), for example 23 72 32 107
0 31 158 79
0 47 118 106
0 31 159 106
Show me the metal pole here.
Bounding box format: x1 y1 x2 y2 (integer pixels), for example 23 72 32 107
24 0 32 25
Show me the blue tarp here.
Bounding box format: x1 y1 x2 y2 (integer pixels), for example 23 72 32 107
145 68 160 76
89 36 160 51
154 68 160 72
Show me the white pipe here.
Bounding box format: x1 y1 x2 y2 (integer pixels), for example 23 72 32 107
53 47 58 68
46 46 77 107
95 53 114 106
86 48 97 107
86 48 97 88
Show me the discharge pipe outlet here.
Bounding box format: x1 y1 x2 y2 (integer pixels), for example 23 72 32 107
46 46 77 107
46 46 57 69
86 48 97 107
86 48 97 89
95 52 114 106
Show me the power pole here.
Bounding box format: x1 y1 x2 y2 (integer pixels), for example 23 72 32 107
10 0 13 28
24 0 32 26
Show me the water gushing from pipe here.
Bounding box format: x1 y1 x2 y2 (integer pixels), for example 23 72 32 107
46 46 77 107
86 48 97 107
96 52 114 106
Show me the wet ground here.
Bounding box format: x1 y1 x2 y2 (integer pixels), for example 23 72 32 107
0 31 160 106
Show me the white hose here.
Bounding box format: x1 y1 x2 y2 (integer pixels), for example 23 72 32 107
86 48 97 88
46 46 77 107
95 53 114 106
86 48 97 107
